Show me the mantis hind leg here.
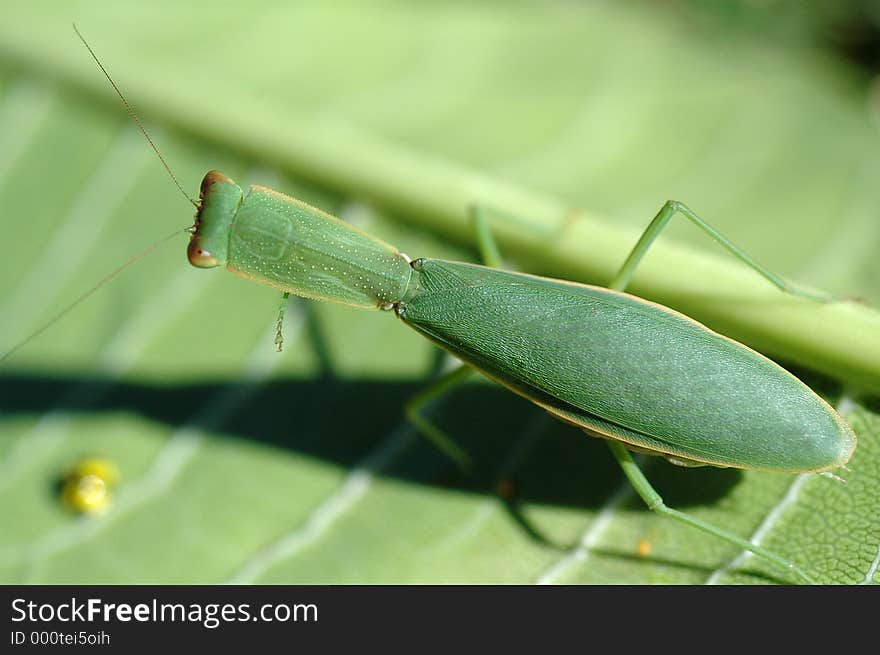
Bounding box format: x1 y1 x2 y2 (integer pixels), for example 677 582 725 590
610 200 839 302
606 440 816 584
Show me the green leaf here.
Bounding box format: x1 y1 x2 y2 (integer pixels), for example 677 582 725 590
0 1 877 584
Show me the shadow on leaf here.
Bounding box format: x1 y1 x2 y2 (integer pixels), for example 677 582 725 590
0 370 743 522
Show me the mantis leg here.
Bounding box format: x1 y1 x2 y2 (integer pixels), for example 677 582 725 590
606 441 816 584
404 205 507 470
274 292 291 351
405 365 475 471
609 200 838 302
468 204 505 269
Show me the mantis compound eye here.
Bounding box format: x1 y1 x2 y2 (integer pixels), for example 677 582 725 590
188 170 243 269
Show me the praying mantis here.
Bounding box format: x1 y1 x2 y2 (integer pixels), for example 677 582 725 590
2 25 874 585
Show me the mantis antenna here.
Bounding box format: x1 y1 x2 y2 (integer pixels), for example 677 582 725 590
73 23 199 208
0 227 188 363
1 26 200 363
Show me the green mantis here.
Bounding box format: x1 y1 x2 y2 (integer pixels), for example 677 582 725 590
187 169 855 584
4 27 862 585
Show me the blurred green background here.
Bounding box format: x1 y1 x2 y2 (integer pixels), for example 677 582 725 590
0 1 878 584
